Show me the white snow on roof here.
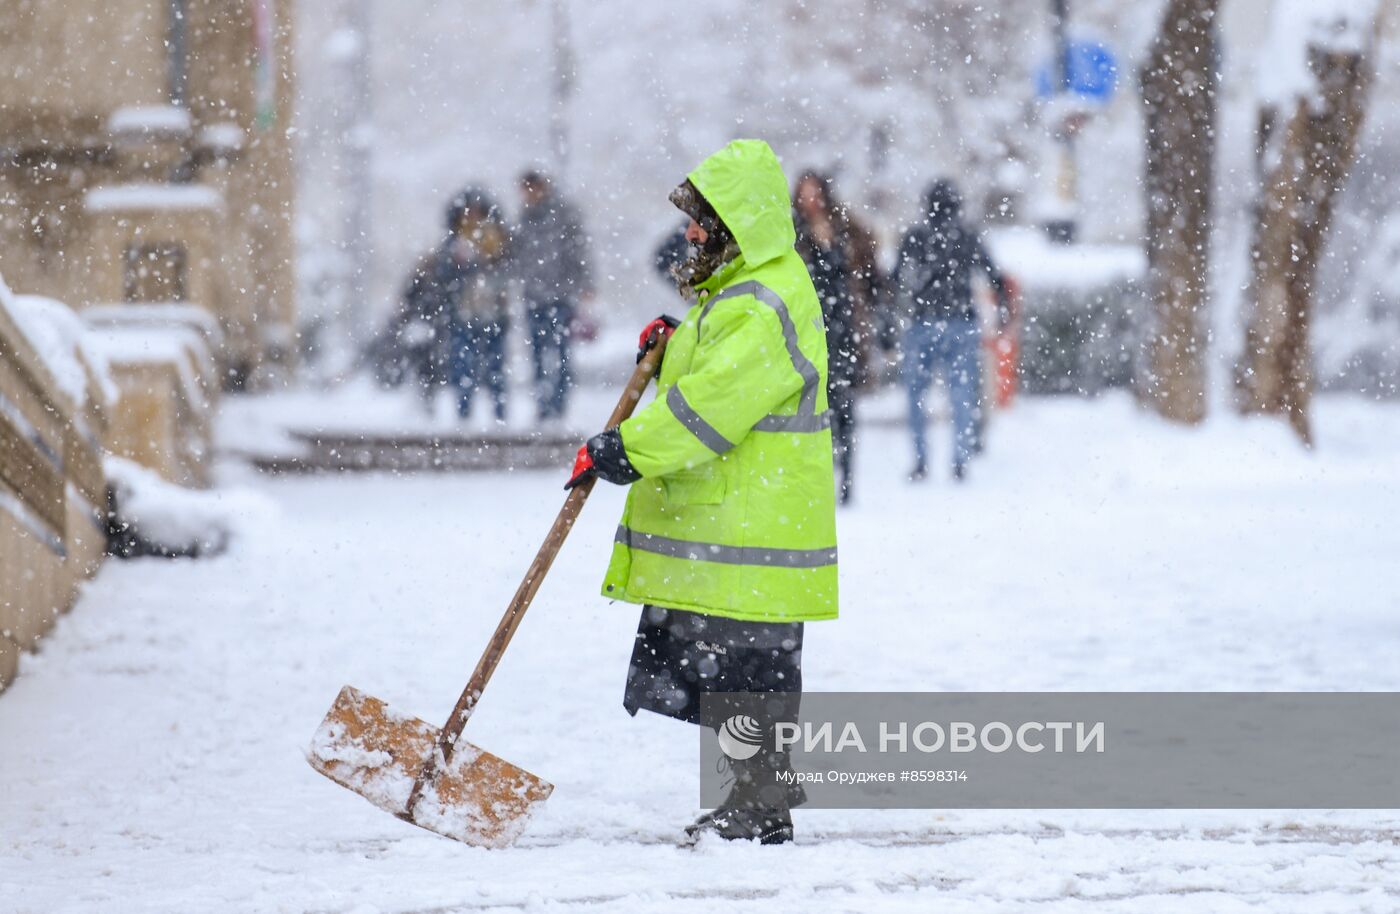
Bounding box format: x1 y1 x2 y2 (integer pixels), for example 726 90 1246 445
107 105 192 135
84 183 223 214
986 227 1146 292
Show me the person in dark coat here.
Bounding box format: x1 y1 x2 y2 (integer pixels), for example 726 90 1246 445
511 170 593 422
892 179 1010 482
839 204 886 379
391 203 478 414
793 170 861 504
447 189 512 421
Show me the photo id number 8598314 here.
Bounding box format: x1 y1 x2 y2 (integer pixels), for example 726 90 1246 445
902 770 969 783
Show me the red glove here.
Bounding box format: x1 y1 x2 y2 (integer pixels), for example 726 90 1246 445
637 314 680 362
565 443 594 490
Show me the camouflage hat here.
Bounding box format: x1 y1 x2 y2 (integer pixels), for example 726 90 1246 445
668 179 724 238
666 179 739 300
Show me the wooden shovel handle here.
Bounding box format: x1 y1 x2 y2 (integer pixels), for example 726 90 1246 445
407 337 668 810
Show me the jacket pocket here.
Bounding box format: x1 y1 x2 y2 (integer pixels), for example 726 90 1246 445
661 470 726 506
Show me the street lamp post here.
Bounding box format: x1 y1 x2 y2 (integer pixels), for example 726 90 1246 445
1045 0 1078 243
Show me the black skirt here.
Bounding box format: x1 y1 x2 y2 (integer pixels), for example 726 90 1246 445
622 605 803 726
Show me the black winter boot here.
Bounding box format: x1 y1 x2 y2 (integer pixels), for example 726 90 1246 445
686 747 798 845
685 805 793 845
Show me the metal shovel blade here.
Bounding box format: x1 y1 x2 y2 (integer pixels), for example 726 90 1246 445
306 685 553 848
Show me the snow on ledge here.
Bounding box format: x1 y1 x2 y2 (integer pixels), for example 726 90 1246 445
107 105 192 136
85 183 223 214
86 324 214 417
1 275 117 410
84 303 225 348
198 122 245 152
10 294 119 409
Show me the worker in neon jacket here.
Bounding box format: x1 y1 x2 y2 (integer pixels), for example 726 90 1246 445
567 139 838 845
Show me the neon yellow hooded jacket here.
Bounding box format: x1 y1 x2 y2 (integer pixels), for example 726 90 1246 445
601 139 838 623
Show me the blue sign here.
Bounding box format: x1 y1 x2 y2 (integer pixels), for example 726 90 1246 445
1036 41 1119 102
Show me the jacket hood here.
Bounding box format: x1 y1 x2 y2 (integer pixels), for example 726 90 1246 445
923 179 962 225
446 186 500 231
686 139 796 267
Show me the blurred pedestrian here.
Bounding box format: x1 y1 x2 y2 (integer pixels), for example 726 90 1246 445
448 188 512 421
892 179 1010 482
793 170 861 505
837 201 885 384
512 170 594 422
391 196 482 415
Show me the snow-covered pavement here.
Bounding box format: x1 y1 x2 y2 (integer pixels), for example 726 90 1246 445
3 392 1400 912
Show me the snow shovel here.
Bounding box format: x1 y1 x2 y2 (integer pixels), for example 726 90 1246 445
307 338 669 848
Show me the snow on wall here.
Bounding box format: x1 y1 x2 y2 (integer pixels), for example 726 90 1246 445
107 105 193 136
198 122 244 152
84 183 224 213
83 303 225 349
86 324 214 418
8 295 118 409
0 276 116 410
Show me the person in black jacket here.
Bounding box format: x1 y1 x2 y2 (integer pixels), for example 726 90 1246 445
892 179 1009 482
794 170 861 504
447 188 512 422
512 170 594 422
391 196 481 414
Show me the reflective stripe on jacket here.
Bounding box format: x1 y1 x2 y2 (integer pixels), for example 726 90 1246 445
601 139 838 623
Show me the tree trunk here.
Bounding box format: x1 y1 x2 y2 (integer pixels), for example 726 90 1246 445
1138 0 1220 424
1235 22 1379 446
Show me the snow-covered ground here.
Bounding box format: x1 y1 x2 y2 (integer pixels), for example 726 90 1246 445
3 390 1400 912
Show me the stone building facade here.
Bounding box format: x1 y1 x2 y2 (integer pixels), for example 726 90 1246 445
0 0 296 386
